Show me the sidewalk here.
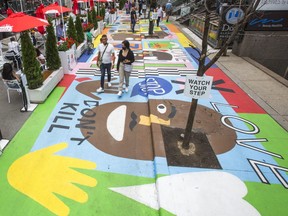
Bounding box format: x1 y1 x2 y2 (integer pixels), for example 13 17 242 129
179 24 288 131
0 11 287 216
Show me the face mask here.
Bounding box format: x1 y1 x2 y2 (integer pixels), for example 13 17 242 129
122 47 126 50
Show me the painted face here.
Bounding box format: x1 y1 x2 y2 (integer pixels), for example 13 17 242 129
76 80 237 161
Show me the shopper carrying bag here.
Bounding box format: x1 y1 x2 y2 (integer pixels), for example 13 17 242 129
116 40 135 97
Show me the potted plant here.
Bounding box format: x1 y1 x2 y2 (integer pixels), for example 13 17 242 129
25 19 64 103
21 31 43 90
96 15 104 33
58 16 77 74
75 15 86 58
92 7 98 31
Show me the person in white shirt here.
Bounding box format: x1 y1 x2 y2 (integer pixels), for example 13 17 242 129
8 37 20 54
156 5 163 27
165 0 173 22
96 34 115 93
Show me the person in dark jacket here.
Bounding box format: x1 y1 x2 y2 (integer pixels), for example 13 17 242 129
2 62 20 82
116 40 135 97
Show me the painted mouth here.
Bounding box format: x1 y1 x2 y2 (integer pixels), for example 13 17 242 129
107 105 127 141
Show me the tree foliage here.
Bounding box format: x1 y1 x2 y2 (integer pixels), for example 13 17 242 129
21 31 43 89
92 7 98 30
88 10 93 24
75 15 85 43
181 0 262 149
45 18 61 71
67 16 77 42
119 0 125 10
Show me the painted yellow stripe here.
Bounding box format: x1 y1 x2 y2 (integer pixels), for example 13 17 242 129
176 33 195 48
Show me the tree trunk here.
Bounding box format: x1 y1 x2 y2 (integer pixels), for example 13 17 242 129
182 11 210 149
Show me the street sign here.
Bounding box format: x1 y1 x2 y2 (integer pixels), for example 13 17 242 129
184 75 213 99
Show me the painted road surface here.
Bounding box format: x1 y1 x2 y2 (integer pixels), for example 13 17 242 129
0 11 287 216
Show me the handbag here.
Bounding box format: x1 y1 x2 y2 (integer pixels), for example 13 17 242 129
124 64 133 72
98 44 108 66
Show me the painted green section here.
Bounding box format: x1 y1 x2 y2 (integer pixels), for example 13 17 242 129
63 170 168 216
145 63 186 67
133 65 145 69
245 182 288 216
239 113 288 167
0 87 65 216
90 64 98 68
240 114 288 216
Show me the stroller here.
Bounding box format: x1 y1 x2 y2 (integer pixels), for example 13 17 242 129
5 50 22 70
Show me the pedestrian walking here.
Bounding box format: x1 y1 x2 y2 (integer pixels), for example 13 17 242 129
86 31 95 55
142 0 147 19
125 1 130 14
130 5 137 33
138 0 143 16
96 35 115 93
116 40 135 97
156 5 163 27
165 0 172 22
56 22 64 41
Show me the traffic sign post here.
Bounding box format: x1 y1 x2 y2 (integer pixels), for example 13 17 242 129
184 75 213 99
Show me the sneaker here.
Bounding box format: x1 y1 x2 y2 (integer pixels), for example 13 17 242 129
125 87 129 93
107 82 112 87
96 87 104 93
117 91 122 97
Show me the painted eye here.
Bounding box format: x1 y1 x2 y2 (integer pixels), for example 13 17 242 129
157 104 167 114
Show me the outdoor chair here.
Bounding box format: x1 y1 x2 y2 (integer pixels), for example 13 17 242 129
2 79 22 103
4 50 22 70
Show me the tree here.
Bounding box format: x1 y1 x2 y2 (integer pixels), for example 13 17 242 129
88 10 93 24
91 7 98 30
45 18 61 71
67 16 77 42
21 31 42 89
100 4 105 18
119 0 125 10
75 15 85 43
181 0 262 149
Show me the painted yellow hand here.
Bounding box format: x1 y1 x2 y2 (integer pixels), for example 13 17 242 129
7 142 97 216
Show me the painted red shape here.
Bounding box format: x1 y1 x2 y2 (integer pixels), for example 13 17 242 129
206 68 266 114
58 74 76 88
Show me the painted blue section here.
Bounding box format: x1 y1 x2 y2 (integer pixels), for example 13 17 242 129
185 47 218 68
29 73 285 185
78 49 96 62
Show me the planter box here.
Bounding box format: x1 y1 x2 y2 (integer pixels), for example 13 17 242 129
93 28 100 38
58 44 77 74
98 20 104 32
28 67 64 103
76 41 87 59
108 14 117 24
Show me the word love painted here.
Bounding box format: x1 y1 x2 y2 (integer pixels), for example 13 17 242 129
211 102 288 189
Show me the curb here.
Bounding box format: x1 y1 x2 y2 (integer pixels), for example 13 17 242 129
243 57 288 87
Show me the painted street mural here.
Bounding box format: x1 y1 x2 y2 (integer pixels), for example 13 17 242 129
0 12 288 216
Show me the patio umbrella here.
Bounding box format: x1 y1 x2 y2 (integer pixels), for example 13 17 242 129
35 4 45 35
0 12 49 33
73 0 79 14
43 2 71 39
6 8 14 17
42 2 72 14
97 0 112 2
90 0 94 8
